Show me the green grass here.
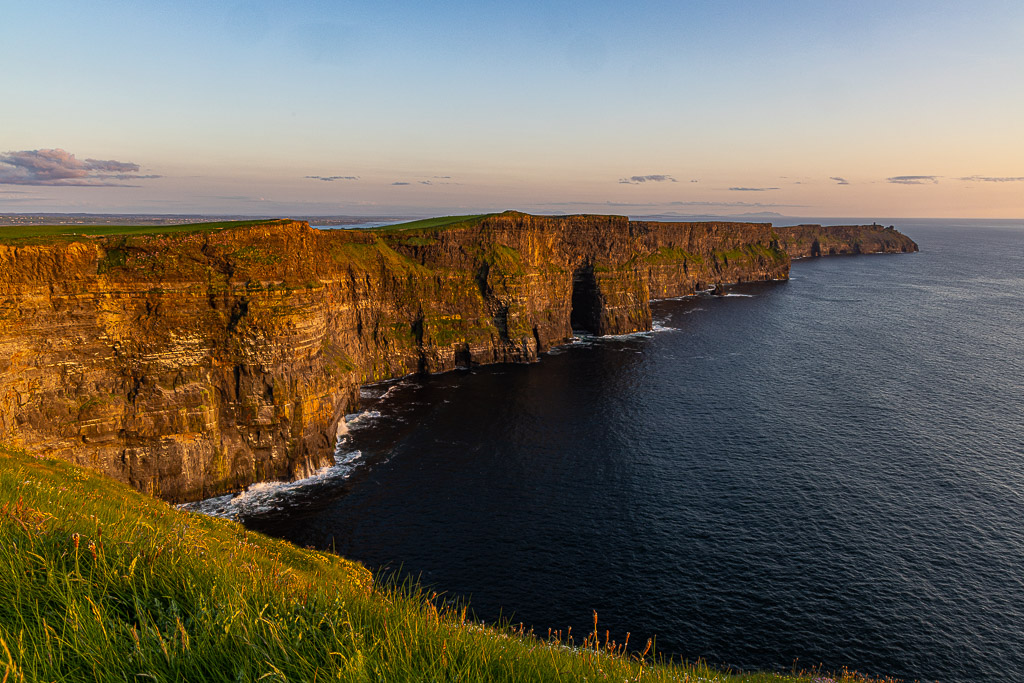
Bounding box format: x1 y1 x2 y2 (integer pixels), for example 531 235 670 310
0 449 896 683
0 215 491 245
328 240 434 277
0 220 289 245
644 247 704 266
369 214 494 233
716 243 787 266
229 245 284 265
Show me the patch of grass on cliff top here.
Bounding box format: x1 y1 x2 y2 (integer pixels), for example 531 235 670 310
369 213 494 233
0 219 288 245
0 446 896 683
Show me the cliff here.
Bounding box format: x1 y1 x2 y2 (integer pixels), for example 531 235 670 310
0 212 915 501
776 223 919 258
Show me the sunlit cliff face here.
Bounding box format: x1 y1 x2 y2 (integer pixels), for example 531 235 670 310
0 214 912 501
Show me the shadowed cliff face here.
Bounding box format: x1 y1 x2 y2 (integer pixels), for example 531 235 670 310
0 212 915 501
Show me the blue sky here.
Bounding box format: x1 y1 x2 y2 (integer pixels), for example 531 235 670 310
2 0 1022 217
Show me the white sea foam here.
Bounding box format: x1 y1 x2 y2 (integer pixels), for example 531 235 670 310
565 322 680 344
179 449 364 520
344 409 382 430
722 293 754 298
547 336 596 353
596 330 653 340
183 379 412 520
563 335 595 347
359 375 418 399
379 384 403 400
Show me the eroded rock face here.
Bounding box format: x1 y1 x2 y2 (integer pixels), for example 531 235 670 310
0 212 916 501
775 223 919 258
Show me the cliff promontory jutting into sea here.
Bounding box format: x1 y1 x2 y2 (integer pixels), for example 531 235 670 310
0 212 917 502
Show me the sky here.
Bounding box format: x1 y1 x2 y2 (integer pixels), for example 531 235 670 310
2 0 1023 218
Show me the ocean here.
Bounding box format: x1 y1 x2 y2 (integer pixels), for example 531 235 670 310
189 218 1024 682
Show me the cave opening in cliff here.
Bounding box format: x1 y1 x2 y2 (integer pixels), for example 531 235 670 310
570 266 602 335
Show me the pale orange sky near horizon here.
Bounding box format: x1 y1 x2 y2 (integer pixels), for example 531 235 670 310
2 1 1022 218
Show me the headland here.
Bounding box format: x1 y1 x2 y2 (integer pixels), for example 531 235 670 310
0 212 917 502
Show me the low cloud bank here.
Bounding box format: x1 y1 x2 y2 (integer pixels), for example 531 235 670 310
0 148 159 186
957 175 1024 183
305 175 359 181
619 175 677 184
887 175 939 185
541 199 804 209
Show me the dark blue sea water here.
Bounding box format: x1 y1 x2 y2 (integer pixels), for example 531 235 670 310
200 219 1024 682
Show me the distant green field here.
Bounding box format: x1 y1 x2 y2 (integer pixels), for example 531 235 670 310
369 214 494 233
0 219 287 245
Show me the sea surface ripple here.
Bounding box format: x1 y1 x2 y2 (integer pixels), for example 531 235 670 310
215 220 1024 683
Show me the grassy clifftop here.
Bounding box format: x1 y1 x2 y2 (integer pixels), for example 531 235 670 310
369 213 495 233
0 214 495 245
0 220 289 245
0 446 894 682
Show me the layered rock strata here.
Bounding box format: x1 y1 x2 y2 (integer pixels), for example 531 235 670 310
776 223 918 258
0 212 916 501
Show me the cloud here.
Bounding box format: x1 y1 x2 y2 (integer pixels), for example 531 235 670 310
729 187 779 192
0 192 48 203
887 175 939 185
667 200 805 208
619 175 677 184
543 200 665 207
418 181 432 185
305 175 359 181
433 175 452 179
539 199 806 209
391 182 410 186
0 148 159 186
830 176 849 185
201 195 260 201
956 175 1024 183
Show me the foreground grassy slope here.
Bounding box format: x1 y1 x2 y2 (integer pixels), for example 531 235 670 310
0 448 895 682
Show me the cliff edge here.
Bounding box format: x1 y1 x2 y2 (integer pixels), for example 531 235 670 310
776 223 918 258
0 212 916 501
